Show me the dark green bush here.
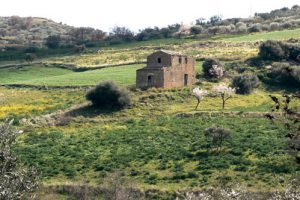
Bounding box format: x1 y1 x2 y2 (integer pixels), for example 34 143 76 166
232 75 260 94
86 81 132 109
259 40 300 62
259 40 286 60
267 64 300 87
202 58 224 79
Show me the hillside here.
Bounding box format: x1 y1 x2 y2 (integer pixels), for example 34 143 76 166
0 5 300 52
0 16 73 48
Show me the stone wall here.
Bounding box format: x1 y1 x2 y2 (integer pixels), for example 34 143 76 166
147 51 172 68
136 68 164 89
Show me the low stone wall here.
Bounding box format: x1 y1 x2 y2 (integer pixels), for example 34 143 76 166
175 111 283 118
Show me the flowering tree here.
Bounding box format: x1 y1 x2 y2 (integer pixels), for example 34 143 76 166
213 85 236 109
192 87 208 110
209 65 224 79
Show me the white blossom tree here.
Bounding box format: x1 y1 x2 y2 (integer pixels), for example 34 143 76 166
209 65 224 79
192 87 208 110
213 85 236 109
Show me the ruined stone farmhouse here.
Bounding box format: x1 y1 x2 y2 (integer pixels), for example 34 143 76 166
136 50 196 89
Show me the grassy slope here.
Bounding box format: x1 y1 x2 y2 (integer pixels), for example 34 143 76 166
222 28 300 42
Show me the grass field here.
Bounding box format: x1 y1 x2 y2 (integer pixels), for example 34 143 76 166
0 63 203 86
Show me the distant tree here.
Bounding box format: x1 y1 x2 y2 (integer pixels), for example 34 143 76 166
0 120 38 199
196 17 206 25
209 15 222 26
213 85 236 109
46 35 61 49
192 87 208 110
205 126 232 152
70 27 95 43
190 26 203 35
110 26 135 42
25 53 36 63
91 29 106 41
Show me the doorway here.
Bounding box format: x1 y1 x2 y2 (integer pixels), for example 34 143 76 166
147 75 153 86
184 74 188 86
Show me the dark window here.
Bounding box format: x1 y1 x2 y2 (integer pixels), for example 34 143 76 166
185 57 188 64
179 57 182 64
148 75 153 86
157 58 161 63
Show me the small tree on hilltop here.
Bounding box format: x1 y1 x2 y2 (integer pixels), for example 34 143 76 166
86 81 132 109
0 120 38 199
192 87 208 110
213 85 236 109
205 126 232 152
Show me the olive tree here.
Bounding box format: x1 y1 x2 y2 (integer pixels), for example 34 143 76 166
0 120 38 199
205 126 232 152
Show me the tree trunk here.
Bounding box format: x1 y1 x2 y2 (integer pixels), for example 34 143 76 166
222 98 225 109
195 99 200 110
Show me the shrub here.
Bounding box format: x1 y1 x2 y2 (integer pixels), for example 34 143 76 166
248 23 262 32
190 26 203 35
204 126 232 151
25 53 36 63
232 75 260 94
46 35 61 49
262 24 270 31
259 40 300 62
202 58 224 79
86 81 132 109
270 22 280 31
267 64 300 87
281 22 293 29
259 40 286 60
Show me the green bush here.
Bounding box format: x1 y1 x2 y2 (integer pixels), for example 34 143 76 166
232 75 260 94
259 40 300 62
86 81 132 109
267 64 300 87
259 40 286 60
202 58 224 79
